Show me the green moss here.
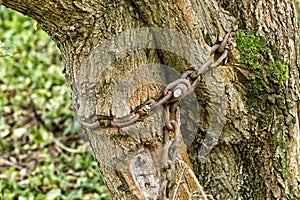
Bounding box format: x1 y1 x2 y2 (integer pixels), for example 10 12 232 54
233 20 239 26
265 61 288 84
235 30 292 197
235 31 288 126
236 32 288 83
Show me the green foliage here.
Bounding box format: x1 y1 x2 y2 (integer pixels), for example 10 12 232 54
0 6 109 199
0 7 75 138
235 31 288 126
0 41 11 57
0 150 110 200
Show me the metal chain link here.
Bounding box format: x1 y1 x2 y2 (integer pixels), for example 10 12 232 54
78 29 235 130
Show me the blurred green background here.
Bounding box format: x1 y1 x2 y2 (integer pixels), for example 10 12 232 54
0 6 109 200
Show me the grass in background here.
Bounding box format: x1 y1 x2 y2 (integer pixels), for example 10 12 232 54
0 6 109 200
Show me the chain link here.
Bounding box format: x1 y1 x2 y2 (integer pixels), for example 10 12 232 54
78 29 235 130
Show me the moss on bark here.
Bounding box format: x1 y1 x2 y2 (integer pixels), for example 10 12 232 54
235 31 288 127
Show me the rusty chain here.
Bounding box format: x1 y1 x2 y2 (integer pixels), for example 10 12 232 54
76 29 235 200
78 29 235 131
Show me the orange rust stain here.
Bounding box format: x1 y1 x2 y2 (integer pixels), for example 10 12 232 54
176 0 185 9
180 150 193 168
175 0 194 23
177 136 193 169
128 83 163 109
244 0 250 10
219 65 234 85
184 170 202 193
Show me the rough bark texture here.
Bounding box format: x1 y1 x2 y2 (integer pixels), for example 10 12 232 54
1 0 300 199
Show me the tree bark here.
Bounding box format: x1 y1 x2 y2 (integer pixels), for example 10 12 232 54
1 0 299 199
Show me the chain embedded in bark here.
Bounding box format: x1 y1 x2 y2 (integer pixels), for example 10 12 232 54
76 29 234 200
77 29 235 130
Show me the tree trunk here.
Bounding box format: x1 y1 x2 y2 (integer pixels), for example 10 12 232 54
1 0 299 199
